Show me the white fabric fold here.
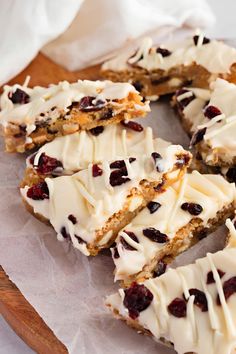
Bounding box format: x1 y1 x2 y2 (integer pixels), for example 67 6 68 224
0 0 215 85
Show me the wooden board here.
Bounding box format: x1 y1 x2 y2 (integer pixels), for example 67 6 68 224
0 53 101 354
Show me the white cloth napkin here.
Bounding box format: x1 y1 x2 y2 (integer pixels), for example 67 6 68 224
0 0 215 85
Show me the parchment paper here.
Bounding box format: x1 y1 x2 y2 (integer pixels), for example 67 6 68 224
0 100 228 354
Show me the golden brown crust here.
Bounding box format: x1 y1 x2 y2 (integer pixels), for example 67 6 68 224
4 92 147 153
102 63 236 99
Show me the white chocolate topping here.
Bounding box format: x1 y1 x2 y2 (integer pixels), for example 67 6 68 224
0 79 149 129
179 79 236 164
106 220 236 354
21 140 189 255
102 36 236 75
112 171 236 281
28 125 176 174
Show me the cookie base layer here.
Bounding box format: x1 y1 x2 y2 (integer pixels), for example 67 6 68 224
102 63 236 99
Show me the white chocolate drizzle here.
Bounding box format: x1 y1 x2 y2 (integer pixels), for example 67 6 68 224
107 220 236 354
112 171 236 282
21 140 189 255
102 35 236 75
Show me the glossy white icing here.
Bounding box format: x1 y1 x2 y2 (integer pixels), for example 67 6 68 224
107 220 236 354
28 125 176 174
102 36 236 75
21 141 189 255
112 171 236 281
178 79 236 164
0 79 149 130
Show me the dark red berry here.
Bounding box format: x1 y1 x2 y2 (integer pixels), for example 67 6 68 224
156 47 172 57
124 283 153 319
109 168 130 187
9 88 30 104
36 153 63 174
151 152 163 172
147 201 161 214
143 228 168 243
27 181 49 200
217 276 236 305
112 246 120 259
89 126 104 136
190 127 207 146
153 261 167 277
168 298 187 318
204 105 222 119
29 153 36 165
120 231 139 251
61 226 70 239
92 164 103 177
188 289 208 312
110 158 136 169
74 235 86 244
133 81 144 92
193 35 210 46
68 214 77 224
121 120 143 132
207 269 225 284
79 96 105 112
181 202 203 216
226 167 236 183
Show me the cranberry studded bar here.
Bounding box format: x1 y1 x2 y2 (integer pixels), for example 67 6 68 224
101 33 236 100
0 79 150 152
111 171 236 286
106 218 236 354
172 78 236 183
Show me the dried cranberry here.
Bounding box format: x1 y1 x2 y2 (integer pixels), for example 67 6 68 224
156 47 172 57
153 261 167 277
120 231 139 251
190 127 207 146
181 202 203 216
133 81 144 92
121 120 143 132
9 88 30 104
168 298 187 318
74 235 86 244
36 153 63 174
193 35 210 46
27 181 49 200
151 152 163 172
143 228 168 243
123 283 153 319
100 108 113 120
217 276 236 305
89 126 104 136
109 168 130 187
176 89 195 109
79 96 105 112
147 201 161 214
226 167 236 183
29 153 36 165
92 164 103 177
112 246 120 259
204 105 222 119
110 158 136 169
68 214 77 224
207 269 225 284
61 226 70 239
188 289 208 312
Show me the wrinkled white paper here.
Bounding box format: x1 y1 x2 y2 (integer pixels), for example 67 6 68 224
0 101 229 354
